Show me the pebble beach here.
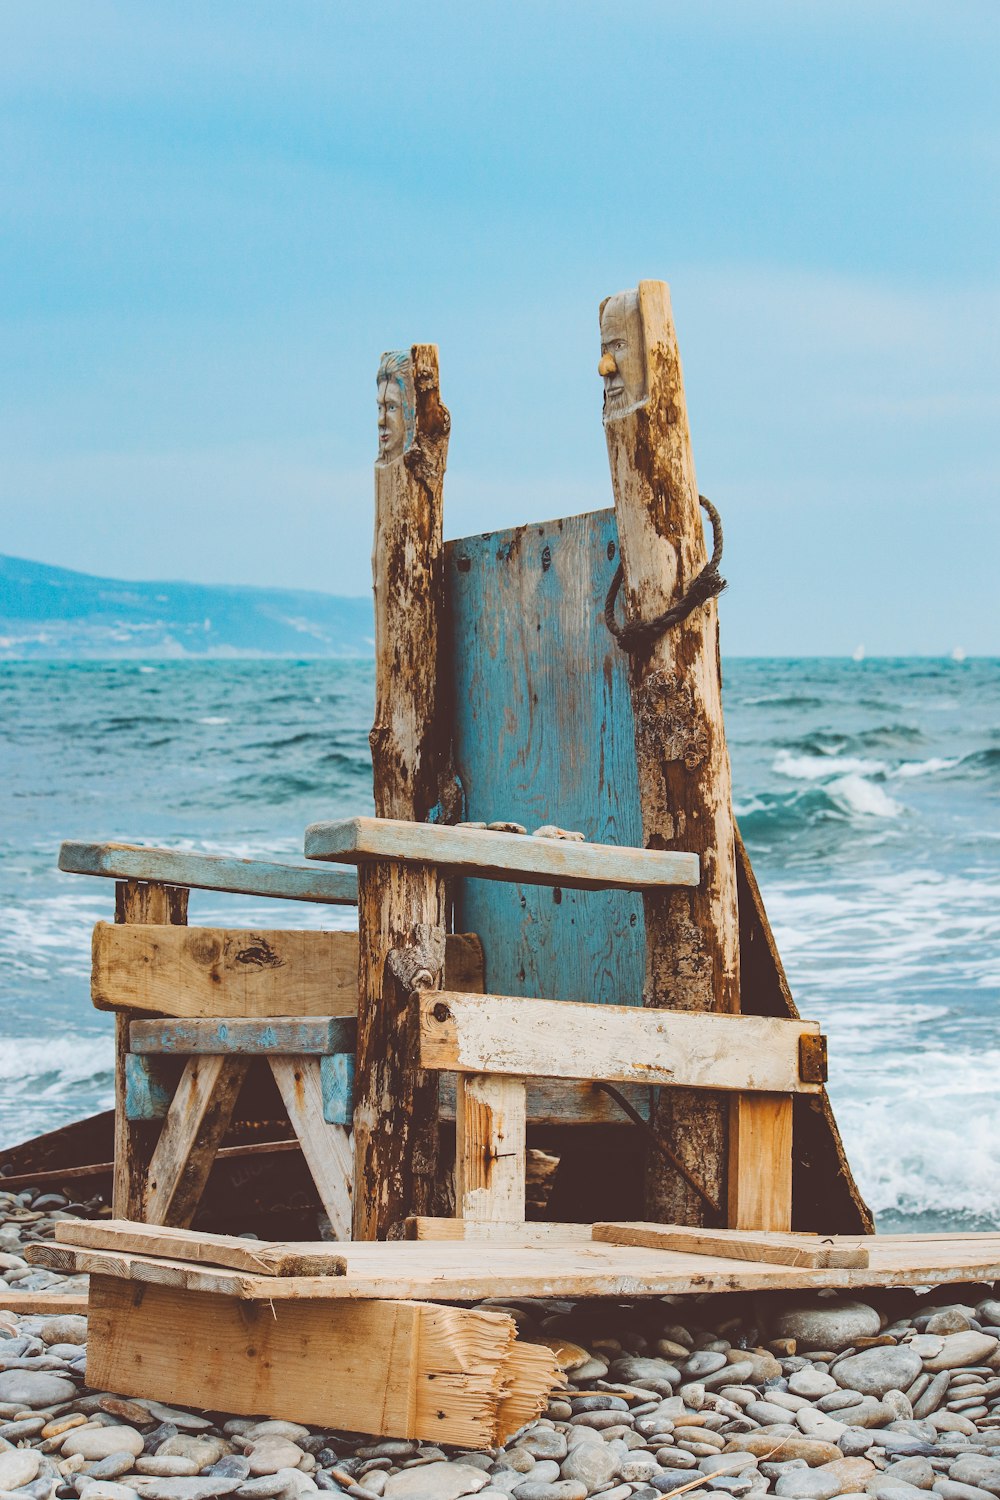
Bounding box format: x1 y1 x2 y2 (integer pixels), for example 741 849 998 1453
5 1193 1000 1500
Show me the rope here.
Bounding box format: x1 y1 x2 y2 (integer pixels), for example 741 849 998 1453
604 495 726 653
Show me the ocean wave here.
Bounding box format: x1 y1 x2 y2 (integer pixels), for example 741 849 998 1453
0 1034 111 1089
774 750 889 781
825 774 903 819
894 756 961 778
740 693 825 709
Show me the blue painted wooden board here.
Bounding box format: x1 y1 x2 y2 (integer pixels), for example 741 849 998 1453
124 1054 182 1120
444 509 646 1005
321 1053 355 1124
130 1017 357 1056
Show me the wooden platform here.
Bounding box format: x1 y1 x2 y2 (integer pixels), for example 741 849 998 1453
29 1221 1000 1302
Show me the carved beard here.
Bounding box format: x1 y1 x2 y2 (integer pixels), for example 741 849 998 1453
603 381 633 420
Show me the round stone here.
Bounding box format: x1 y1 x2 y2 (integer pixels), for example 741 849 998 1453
789 1368 838 1398
560 1443 620 1489
923 1332 999 1370
64 1426 146 1460
137 1459 203 1478
773 1471 841 1500
38 1314 88 1346
925 1311 972 1335
158 1437 232 1468
0 1367 77 1407
514 1432 566 1462
248 1442 308 1477
770 1301 881 1353
0 1448 41 1490
382 1464 490 1500
833 1346 923 1397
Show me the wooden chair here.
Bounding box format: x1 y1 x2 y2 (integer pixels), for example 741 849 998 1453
57 284 870 1241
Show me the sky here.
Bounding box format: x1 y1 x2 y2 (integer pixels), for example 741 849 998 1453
1 1 997 654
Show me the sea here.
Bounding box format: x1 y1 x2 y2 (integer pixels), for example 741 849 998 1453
1 657 998 1233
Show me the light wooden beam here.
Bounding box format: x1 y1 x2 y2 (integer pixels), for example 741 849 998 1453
62 840 359 904
143 1055 250 1227
592 1220 869 1269
306 815 699 892
417 991 823 1094
455 1074 526 1222
92 924 483 1018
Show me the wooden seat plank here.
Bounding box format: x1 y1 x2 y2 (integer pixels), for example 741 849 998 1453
305 817 699 892
418 991 824 1094
61 841 359 905
130 1016 357 1056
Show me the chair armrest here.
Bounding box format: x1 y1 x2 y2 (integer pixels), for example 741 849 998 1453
304 817 699 892
59 841 358 905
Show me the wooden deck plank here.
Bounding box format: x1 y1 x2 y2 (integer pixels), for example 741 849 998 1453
55 1219 347 1277
419 991 823 1094
305 816 699 892
593 1221 869 1268
29 1233 1000 1303
61 841 359 904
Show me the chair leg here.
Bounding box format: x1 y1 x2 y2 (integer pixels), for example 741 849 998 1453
456 1074 526 1222
728 1092 793 1230
269 1056 353 1239
144 1056 250 1227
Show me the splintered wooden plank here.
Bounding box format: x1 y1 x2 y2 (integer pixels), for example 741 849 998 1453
30 1235 1000 1301
61 840 359 905
85 1275 557 1446
305 816 699 892
92 925 483 1019
592 1221 870 1269
55 1219 348 1277
0 1291 90 1314
144 1056 250 1227
728 1093 793 1231
130 1016 357 1056
456 1074 526 1222
418 992 823 1094
269 1057 352 1239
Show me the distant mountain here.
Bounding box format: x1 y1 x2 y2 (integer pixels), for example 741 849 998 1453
0 555 374 659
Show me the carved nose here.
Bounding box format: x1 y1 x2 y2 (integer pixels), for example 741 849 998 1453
598 353 617 377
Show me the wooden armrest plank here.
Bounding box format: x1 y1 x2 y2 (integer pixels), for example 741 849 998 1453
130 1016 358 1056
304 817 699 891
61 841 359 905
593 1222 870 1269
417 991 824 1094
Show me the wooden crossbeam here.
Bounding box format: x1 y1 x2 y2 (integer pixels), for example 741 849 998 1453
130 1015 357 1055
61 840 359 904
92 924 483 1018
305 816 700 891
417 991 824 1094
269 1057 352 1239
593 1221 870 1269
144 1056 250 1227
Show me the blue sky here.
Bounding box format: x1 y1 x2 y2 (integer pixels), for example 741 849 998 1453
1 1 997 653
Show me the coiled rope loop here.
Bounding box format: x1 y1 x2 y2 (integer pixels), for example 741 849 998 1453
604 494 727 653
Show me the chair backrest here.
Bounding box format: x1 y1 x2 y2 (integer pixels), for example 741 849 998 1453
445 506 645 1004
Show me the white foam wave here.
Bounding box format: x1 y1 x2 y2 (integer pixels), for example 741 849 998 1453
773 750 889 781
197 716 229 725
0 1034 112 1088
826 774 903 819
893 757 961 778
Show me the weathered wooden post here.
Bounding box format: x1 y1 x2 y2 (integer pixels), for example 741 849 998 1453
353 345 452 1239
600 281 786 1228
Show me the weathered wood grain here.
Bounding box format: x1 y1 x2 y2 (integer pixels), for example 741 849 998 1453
55 1218 348 1277
601 280 741 1225
92 924 483 1019
592 1221 869 1269
306 816 698 892
728 1093 793 1231
455 1074 526 1222
144 1055 250 1227
355 343 452 1239
418 991 822 1094
406 1218 592 1243
31 1234 1000 1302
130 1016 357 1056
62 841 358 904
113 879 189 1218
85 1275 557 1446
269 1057 353 1240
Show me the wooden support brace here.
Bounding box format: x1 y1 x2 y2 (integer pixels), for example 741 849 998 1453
728 1093 794 1232
144 1055 250 1227
269 1056 352 1240
456 1074 527 1222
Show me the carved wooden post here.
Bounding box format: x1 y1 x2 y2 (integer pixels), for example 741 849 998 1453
600 280 746 1226
113 879 188 1218
354 345 451 1239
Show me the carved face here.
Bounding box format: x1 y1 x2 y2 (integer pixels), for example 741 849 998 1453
376 379 407 462
599 291 647 419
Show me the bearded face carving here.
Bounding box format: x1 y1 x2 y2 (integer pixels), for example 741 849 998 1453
598 290 647 420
